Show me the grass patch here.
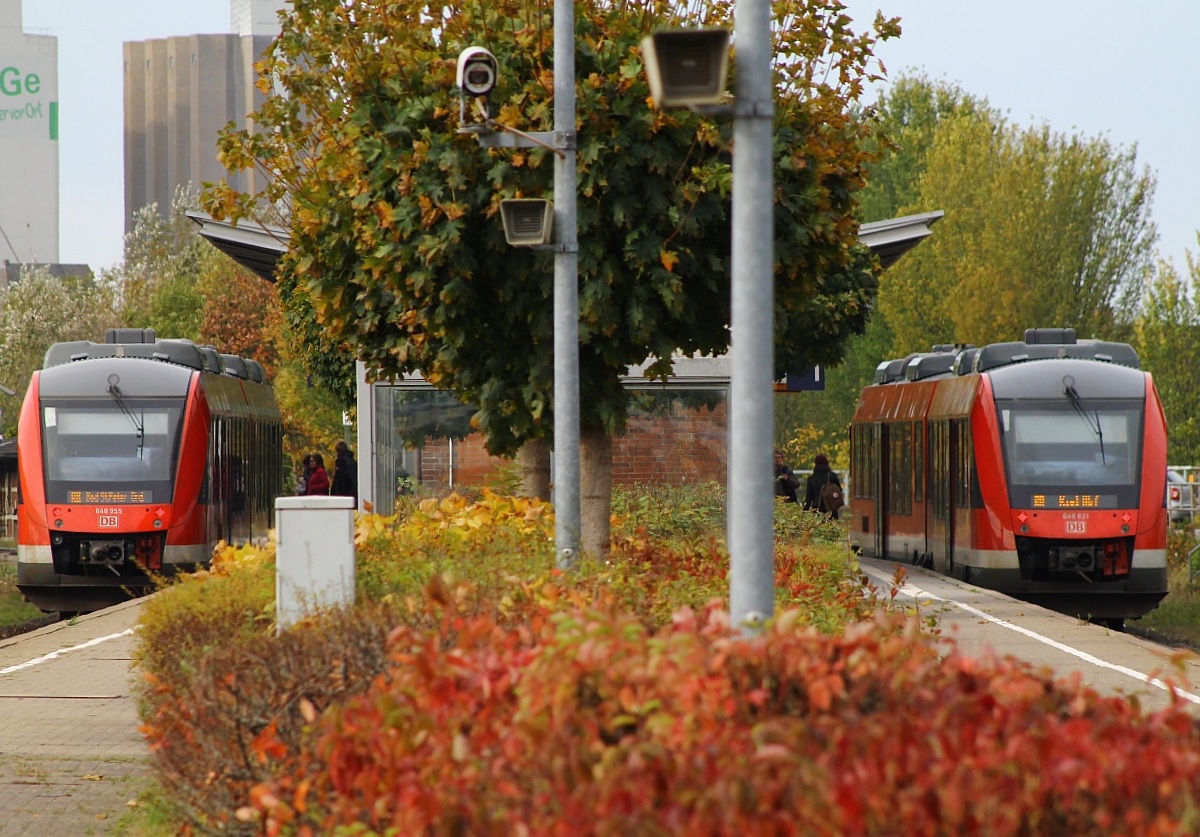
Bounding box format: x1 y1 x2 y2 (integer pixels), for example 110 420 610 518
1134 565 1200 646
1132 526 1200 645
0 563 46 628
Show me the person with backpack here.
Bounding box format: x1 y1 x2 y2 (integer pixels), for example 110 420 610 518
804 453 844 520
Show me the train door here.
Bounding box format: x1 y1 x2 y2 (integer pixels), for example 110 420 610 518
873 422 888 558
929 420 955 573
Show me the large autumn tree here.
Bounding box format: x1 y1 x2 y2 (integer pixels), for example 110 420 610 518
873 78 1156 352
776 74 1159 466
205 0 897 555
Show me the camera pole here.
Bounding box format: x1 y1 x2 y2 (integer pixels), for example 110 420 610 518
460 7 581 569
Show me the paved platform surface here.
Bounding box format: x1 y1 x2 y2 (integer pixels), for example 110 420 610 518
0 597 148 835
859 555 1200 715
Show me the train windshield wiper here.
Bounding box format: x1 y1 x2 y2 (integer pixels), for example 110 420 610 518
1063 375 1105 465
107 373 145 455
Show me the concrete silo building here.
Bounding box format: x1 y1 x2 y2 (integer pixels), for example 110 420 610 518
0 0 59 265
123 0 287 231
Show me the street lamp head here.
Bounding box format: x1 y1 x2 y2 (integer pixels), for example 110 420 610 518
641 28 731 109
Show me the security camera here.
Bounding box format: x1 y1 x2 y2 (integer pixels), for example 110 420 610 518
457 47 498 98
457 46 498 127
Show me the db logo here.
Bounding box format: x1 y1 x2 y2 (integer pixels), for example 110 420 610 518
97 516 119 528
1066 521 1087 534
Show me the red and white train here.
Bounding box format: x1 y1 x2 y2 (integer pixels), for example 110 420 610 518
16 329 283 613
850 328 1169 626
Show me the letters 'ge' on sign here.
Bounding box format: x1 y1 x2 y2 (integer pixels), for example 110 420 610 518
0 67 41 96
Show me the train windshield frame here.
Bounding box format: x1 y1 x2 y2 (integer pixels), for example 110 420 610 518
41 399 186 504
997 397 1143 509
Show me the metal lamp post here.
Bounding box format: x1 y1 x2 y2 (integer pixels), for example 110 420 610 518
641 0 777 632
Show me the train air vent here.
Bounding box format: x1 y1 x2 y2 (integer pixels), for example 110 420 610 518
1024 327 1077 345
105 328 157 345
221 354 249 379
905 353 957 381
954 347 980 375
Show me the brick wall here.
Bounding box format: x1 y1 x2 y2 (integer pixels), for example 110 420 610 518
414 400 728 489
612 401 727 485
415 437 510 488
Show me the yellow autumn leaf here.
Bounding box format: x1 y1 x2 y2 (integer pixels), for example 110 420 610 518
660 250 679 272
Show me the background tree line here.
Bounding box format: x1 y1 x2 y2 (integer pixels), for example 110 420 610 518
4 61 1198 514
0 187 345 475
777 73 1200 472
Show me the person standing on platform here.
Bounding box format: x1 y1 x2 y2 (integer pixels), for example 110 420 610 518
304 453 331 496
804 453 844 519
774 450 801 503
330 440 358 504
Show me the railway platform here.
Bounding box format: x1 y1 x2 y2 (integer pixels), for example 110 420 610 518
0 597 147 834
859 555 1200 715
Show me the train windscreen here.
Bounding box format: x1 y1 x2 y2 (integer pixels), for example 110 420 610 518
41 401 185 504
998 400 1143 508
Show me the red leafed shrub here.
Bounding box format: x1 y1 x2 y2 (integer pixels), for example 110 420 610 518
247 603 1200 836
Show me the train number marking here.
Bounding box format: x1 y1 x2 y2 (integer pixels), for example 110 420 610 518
1065 521 1087 534
97 516 120 528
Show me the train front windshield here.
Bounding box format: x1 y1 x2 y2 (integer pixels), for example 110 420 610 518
998 399 1143 508
41 402 185 504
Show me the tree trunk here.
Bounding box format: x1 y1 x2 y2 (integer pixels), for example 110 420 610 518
516 437 551 500
580 424 613 561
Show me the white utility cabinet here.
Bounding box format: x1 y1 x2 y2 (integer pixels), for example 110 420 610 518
275 495 356 630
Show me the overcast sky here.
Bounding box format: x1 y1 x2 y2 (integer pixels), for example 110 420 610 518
21 0 1200 273
846 0 1199 272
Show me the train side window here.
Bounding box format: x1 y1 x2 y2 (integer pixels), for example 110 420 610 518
954 419 971 509
930 421 950 520
853 423 874 500
887 422 912 516
857 423 877 500
913 421 924 504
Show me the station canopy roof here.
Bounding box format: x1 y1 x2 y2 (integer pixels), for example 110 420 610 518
188 209 945 283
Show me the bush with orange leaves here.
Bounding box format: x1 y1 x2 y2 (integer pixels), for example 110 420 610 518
135 488 1200 835
242 601 1200 837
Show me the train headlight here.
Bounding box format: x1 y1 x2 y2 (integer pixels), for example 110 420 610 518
153 519 163 529
54 519 63 529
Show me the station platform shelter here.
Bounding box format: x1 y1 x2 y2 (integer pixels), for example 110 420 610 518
189 210 943 513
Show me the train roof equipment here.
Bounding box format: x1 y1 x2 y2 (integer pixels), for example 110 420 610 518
219 354 249 379
904 351 958 382
41 329 269 382
871 328 1140 385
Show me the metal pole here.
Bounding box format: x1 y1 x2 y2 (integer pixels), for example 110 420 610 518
728 0 775 630
553 0 581 568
